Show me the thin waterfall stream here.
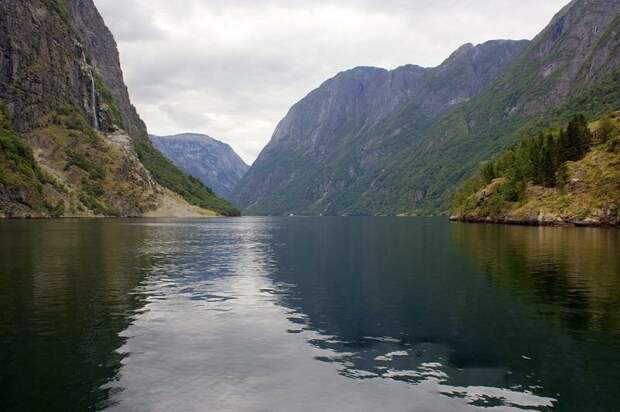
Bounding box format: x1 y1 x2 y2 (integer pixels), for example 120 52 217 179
90 71 98 130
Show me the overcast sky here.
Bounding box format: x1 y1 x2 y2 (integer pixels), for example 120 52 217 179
95 0 569 164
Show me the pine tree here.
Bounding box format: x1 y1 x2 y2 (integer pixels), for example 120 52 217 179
541 136 556 187
530 134 546 184
557 128 568 163
566 114 591 160
577 114 592 155
481 162 496 184
566 117 580 160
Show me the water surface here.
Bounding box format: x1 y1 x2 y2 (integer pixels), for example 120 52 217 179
0 217 619 411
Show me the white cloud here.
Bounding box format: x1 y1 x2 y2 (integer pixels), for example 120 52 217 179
94 0 570 164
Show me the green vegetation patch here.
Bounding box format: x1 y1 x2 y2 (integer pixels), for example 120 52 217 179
0 103 58 216
41 0 71 25
64 149 106 180
48 106 98 141
94 74 125 129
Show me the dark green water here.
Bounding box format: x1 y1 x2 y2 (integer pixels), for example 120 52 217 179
0 218 619 411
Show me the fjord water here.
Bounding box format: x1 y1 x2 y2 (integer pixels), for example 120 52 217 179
0 218 619 411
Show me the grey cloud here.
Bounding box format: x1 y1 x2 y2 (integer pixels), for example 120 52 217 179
96 1 164 42
159 103 209 130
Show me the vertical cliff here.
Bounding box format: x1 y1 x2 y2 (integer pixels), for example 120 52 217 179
67 0 147 137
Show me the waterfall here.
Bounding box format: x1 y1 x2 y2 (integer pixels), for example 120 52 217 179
90 72 99 131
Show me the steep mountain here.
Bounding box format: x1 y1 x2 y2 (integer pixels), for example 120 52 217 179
0 0 239 217
150 133 249 201
235 0 620 216
234 40 529 215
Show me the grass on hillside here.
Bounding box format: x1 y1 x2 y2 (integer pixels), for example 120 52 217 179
0 104 64 216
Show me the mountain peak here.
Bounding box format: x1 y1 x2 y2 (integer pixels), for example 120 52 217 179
448 42 475 59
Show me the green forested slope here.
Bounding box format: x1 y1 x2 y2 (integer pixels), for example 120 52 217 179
134 137 240 216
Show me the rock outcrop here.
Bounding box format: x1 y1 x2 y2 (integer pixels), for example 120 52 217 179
451 114 620 227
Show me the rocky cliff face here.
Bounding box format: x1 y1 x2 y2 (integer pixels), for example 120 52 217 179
150 134 249 201
67 0 146 137
0 0 94 132
0 0 145 136
0 0 237 217
234 40 529 215
235 0 620 216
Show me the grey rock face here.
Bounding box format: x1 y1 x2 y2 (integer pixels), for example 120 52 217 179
0 1 85 131
0 0 146 136
499 0 620 116
150 134 249 201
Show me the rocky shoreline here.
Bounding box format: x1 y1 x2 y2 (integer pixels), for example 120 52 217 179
449 214 618 228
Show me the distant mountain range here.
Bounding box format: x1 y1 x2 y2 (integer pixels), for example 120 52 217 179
150 134 249 201
234 0 620 216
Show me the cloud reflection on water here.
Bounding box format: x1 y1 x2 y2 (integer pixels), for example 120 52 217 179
107 218 559 411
